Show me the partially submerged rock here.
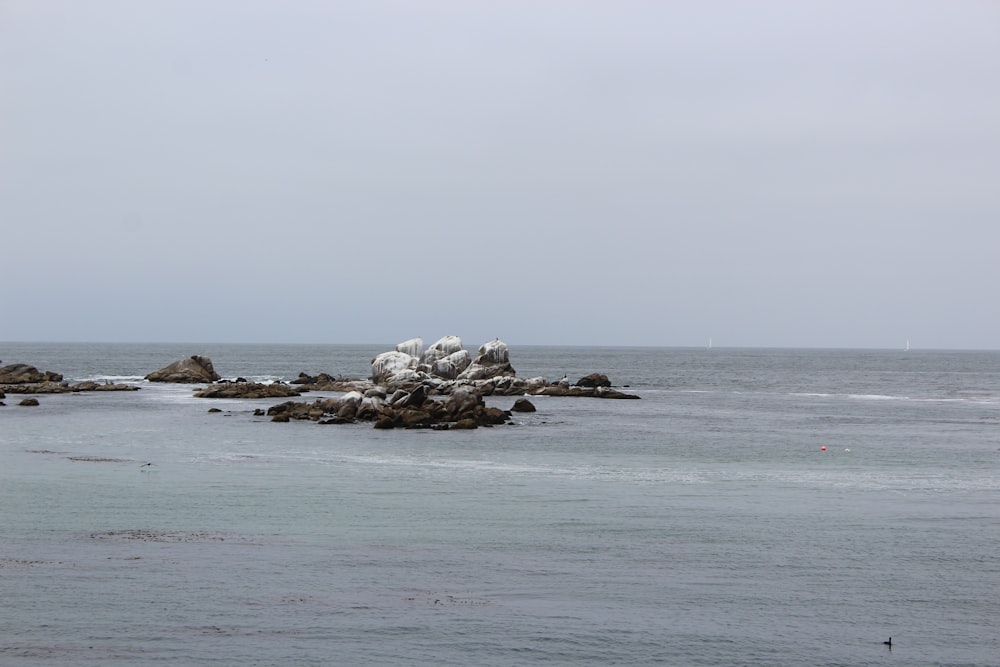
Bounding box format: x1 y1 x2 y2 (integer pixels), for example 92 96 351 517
576 373 611 388
194 382 301 399
266 386 513 430
0 363 62 384
0 380 140 394
146 356 221 383
290 372 372 393
511 398 536 412
532 385 639 399
0 363 139 394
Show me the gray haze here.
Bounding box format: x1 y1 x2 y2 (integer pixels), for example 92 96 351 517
2 1 999 348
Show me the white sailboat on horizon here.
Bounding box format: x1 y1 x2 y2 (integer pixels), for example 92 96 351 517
905 339 910 351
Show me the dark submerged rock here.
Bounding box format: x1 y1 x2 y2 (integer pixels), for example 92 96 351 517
265 386 513 430
531 385 640 399
511 398 536 412
575 373 611 388
194 382 301 399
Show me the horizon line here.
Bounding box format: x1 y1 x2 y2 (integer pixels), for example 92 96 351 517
2 339 996 352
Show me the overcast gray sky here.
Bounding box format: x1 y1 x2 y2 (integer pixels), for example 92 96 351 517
2 1 998 348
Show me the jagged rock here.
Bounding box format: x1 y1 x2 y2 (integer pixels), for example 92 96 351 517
0 364 62 384
194 382 301 399
511 398 536 412
145 356 221 383
400 385 428 408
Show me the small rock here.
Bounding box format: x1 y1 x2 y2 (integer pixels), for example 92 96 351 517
511 398 536 412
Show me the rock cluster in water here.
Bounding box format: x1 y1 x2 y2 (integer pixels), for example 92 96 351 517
262 336 639 430
266 386 514 430
0 363 139 398
194 381 301 399
1 337 639 429
290 337 639 399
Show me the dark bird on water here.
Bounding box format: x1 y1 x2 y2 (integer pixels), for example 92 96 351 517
883 637 892 647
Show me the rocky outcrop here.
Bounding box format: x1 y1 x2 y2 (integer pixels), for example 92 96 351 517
0 381 139 394
194 382 301 399
0 364 62 384
290 336 637 402
265 386 514 430
289 372 371 393
367 336 521 392
145 356 221 383
0 363 139 394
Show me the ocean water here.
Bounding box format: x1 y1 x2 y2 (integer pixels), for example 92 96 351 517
1 343 998 666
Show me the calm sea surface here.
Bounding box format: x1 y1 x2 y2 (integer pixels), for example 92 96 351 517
1 343 998 666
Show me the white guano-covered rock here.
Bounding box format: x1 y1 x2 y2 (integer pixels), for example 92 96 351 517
395 337 424 358
476 339 509 365
427 335 464 356
431 350 472 379
371 351 416 383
